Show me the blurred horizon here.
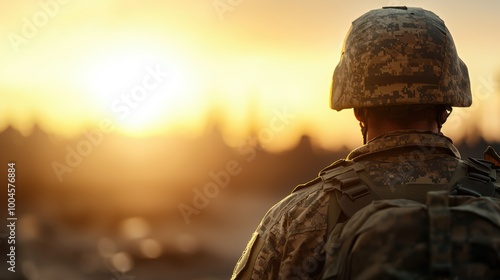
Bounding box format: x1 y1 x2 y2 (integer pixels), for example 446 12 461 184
1 0 500 152
1 123 498 205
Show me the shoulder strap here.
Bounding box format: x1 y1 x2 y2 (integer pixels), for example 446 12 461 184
293 159 376 232
292 160 355 232
320 160 381 219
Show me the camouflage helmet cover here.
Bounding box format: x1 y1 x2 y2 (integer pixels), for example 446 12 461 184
330 7 472 111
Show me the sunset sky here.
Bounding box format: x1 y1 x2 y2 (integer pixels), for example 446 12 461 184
1 0 500 151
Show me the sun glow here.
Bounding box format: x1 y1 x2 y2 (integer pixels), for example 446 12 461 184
1 1 499 148
78 43 196 136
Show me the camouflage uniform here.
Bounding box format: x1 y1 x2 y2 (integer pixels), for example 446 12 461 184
231 130 462 279
232 6 477 279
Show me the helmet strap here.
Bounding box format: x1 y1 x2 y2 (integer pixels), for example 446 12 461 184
360 121 368 144
354 108 369 144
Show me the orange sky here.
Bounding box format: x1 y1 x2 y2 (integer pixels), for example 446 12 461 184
1 0 499 151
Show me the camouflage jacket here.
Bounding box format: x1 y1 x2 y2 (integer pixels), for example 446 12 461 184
231 130 466 280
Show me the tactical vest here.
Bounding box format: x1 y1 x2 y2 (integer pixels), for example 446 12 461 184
299 156 500 226
293 156 500 279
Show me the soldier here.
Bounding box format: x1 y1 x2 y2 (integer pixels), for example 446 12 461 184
231 6 495 279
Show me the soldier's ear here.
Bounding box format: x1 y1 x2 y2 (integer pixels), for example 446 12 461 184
439 110 449 124
438 106 452 125
354 108 366 122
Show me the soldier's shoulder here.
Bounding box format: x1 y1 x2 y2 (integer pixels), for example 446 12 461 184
259 177 330 236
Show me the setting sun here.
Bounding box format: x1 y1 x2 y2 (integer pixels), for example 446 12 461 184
74 38 199 136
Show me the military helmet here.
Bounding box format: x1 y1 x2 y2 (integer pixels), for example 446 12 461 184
330 6 472 111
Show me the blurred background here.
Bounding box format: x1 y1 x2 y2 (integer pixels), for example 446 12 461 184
0 0 499 279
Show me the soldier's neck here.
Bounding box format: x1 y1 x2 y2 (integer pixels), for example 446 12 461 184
366 121 439 142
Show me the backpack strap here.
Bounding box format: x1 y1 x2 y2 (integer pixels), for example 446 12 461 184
292 160 351 232
293 159 378 232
